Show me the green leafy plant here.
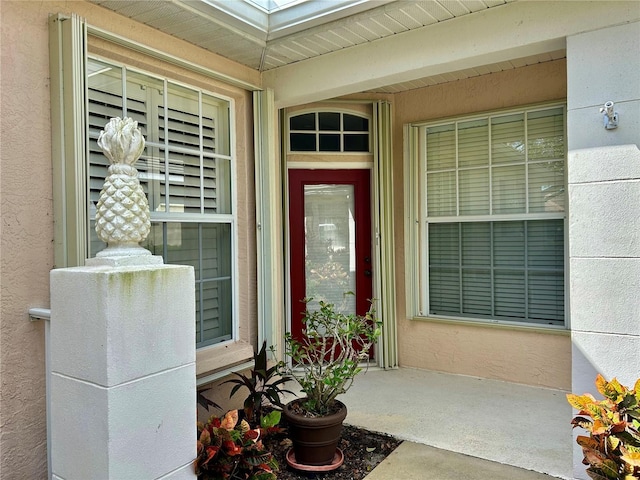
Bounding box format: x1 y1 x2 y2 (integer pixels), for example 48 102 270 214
567 374 640 480
280 296 381 416
223 341 294 423
195 409 282 480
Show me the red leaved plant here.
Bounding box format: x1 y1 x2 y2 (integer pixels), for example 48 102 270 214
195 409 281 480
567 374 640 480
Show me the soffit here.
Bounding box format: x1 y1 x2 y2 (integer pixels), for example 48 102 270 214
88 0 564 93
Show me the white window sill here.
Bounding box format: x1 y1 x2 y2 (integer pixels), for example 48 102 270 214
196 341 255 382
411 315 570 335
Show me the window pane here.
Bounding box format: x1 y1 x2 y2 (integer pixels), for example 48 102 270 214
195 287 201 344
202 223 232 280
205 93 231 156
493 221 524 267
319 133 340 151
198 278 232 346
458 119 488 168
429 223 459 265
165 222 199 276
318 112 340 130
429 224 461 314
290 113 316 130
197 223 232 346
427 171 456 216
517 220 559 322
459 168 489 215
529 161 564 213
492 165 526 214
429 222 461 315
461 223 491 315
494 270 525 318
344 134 369 152
89 219 106 257
204 158 231 214
426 124 456 170
528 271 564 324
159 85 199 213
462 269 491 315
290 133 316 151
87 61 124 216
527 220 564 269
88 139 113 209
343 114 368 131
141 149 169 214
462 223 490 266
126 70 161 139
528 107 564 161
429 268 460 315
87 59 123 136
492 114 525 165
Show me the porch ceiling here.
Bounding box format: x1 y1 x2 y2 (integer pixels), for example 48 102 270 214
88 0 564 94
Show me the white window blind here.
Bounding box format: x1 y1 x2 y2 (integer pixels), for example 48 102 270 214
423 105 565 327
87 57 234 346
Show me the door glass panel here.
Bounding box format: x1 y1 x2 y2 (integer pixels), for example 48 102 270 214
304 184 356 315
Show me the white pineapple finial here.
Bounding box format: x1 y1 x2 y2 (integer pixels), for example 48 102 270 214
94 117 152 257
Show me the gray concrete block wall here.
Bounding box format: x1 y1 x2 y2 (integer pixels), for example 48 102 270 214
566 20 640 480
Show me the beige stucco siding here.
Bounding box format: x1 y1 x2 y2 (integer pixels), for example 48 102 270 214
1 2 258 478
3 3 57 478
393 59 571 390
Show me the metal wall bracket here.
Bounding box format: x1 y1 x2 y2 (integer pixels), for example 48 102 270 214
600 101 619 130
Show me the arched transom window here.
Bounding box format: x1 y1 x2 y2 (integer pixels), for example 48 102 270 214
289 111 370 153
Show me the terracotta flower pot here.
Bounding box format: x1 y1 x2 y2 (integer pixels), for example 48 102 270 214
283 399 347 466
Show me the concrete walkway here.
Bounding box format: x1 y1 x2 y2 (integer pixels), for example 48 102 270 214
337 368 574 480
364 442 559 479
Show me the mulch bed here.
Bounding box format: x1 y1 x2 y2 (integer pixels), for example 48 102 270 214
265 424 402 480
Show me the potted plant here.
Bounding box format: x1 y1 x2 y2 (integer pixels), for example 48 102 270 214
567 374 640 480
279 297 381 467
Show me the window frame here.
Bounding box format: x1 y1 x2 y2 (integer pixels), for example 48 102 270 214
406 102 568 330
287 108 371 154
85 55 239 349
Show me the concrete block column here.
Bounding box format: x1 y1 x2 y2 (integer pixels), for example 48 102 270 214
50 256 197 480
567 20 640 480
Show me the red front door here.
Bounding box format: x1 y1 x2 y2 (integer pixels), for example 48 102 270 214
288 169 373 348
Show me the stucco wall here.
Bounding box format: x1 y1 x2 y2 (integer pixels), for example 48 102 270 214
2 3 57 478
393 60 572 390
1 2 258 478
